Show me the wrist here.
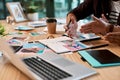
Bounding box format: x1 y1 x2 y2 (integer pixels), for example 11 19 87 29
106 24 114 33
108 24 114 32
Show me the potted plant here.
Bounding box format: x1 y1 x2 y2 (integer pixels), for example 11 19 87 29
21 1 39 21
26 5 39 21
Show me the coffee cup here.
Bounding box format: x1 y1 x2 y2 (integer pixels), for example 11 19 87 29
46 18 57 34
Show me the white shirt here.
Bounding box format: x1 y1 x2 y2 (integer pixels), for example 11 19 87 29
112 0 120 13
109 1 120 25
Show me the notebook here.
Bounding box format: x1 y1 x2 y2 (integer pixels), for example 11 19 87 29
78 49 120 68
0 38 97 80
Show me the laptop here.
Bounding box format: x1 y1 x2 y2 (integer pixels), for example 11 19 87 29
0 38 97 80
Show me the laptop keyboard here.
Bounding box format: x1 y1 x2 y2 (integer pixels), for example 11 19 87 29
23 57 72 80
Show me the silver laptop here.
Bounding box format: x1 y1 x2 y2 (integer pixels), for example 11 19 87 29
0 38 97 80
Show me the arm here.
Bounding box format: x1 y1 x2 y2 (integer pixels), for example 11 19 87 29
68 0 94 21
64 0 95 38
80 15 120 35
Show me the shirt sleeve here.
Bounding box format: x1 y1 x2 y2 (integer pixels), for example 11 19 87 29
68 0 94 21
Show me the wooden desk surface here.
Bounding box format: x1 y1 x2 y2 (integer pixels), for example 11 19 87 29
0 20 120 80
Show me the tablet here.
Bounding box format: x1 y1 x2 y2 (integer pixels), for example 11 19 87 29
78 49 120 68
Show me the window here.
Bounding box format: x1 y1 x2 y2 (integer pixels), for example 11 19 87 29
54 0 83 18
0 0 84 19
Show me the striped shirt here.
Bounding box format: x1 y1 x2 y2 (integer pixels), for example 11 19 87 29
109 1 120 25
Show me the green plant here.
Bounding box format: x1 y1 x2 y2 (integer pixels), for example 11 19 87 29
21 0 39 13
0 23 5 35
26 6 38 13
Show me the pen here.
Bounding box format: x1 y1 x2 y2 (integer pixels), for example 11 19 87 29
79 35 86 39
65 19 72 32
90 44 108 49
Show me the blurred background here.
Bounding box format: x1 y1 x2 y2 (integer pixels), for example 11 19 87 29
0 0 85 20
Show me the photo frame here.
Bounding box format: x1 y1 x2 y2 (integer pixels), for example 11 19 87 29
6 2 27 22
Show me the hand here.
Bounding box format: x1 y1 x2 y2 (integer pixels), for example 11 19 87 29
80 15 110 35
105 32 120 45
64 14 78 38
100 14 109 23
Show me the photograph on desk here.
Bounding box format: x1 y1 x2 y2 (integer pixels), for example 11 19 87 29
7 36 28 53
7 36 27 46
78 49 120 68
63 32 101 42
61 40 90 52
18 42 55 54
76 32 101 42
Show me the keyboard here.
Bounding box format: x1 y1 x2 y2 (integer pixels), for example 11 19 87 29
23 57 72 80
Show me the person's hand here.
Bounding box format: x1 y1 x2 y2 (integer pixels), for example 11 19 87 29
80 15 110 35
64 14 78 38
105 32 120 45
100 14 109 23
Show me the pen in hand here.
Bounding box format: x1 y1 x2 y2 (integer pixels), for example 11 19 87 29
65 19 72 32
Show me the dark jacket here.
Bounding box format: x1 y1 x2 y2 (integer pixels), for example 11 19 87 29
69 0 120 25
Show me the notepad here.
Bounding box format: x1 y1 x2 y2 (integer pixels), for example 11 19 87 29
78 49 120 68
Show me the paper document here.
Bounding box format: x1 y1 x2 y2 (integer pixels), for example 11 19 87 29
39 36 90 53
